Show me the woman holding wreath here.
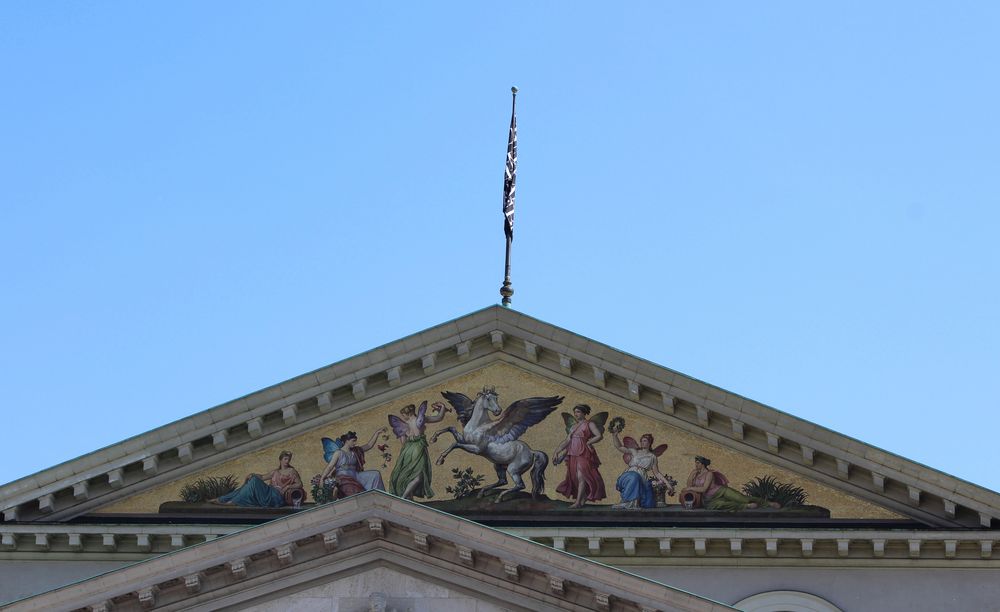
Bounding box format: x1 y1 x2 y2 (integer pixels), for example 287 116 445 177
610 429 674 509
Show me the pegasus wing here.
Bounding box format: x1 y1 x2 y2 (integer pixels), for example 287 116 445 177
321 437 344 464
388 415 408 439
484 395 564 443
652 443 669 457
591 411 609 434
561 412 575 434
441 391 474 426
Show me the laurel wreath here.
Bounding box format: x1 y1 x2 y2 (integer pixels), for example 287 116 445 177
608 416 625 434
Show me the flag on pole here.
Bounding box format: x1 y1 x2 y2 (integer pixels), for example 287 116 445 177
503 87 518 240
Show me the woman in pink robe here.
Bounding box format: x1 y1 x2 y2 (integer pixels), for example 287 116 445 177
554 404 606 508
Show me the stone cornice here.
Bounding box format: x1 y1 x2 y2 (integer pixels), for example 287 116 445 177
2 521 996 567
6 492 730 612
1 306 998 529
508 526 1000 566
0 523 243 559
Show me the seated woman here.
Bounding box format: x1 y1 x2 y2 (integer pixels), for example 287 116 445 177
611 431 674 509
681 456 777 511
215 450 305 507
320 428 387 498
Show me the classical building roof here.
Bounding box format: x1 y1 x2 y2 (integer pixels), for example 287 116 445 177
5 490 732 612
2 306 997 530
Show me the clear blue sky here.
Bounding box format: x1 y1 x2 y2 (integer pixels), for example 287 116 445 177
2 3 998 495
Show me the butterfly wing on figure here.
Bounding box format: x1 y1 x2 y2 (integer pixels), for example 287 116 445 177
388 415 409 439
388 401 426 439
321 437 344 464
484 396 564 444
591 412 609 434
560 412 575 434
651 443 669 457
415 400 428 429
711 469 730 487
621 436 640 465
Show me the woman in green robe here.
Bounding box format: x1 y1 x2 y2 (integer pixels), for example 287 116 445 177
681 456 762 511
387 401 448 500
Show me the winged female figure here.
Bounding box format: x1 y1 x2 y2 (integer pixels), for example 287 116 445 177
432 387 563 502
387 401 449 500
554 405 608 508
319 428 387 498
610 430 675 509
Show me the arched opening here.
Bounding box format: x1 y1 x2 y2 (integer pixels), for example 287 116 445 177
734 590 843 612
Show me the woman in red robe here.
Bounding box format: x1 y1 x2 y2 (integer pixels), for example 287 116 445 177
554 404 606 508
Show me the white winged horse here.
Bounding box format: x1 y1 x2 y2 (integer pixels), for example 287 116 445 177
431 387 563 502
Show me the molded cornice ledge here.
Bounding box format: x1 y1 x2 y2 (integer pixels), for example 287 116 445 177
5 491 730 612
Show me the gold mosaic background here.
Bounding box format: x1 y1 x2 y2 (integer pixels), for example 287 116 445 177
97 363 901 519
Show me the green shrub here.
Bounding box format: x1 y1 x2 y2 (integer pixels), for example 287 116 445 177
179 475 238 503
741 475 807 507
446 467 485 499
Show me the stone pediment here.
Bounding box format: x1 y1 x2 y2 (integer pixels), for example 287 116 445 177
90 361 900 526
1 306 998 529
5 491 732 612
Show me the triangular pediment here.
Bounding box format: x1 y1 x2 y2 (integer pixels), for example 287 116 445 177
92 362 902 525
5 491 732 612
2 306 998 529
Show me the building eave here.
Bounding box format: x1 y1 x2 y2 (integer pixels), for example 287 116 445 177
6 491 732 612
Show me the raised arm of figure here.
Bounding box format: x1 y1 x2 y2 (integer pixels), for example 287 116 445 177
610 431 628 454
424 401 450 424
361 427 387 452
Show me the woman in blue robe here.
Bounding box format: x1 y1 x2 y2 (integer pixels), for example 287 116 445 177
216 450 304 507
611 432 674 509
